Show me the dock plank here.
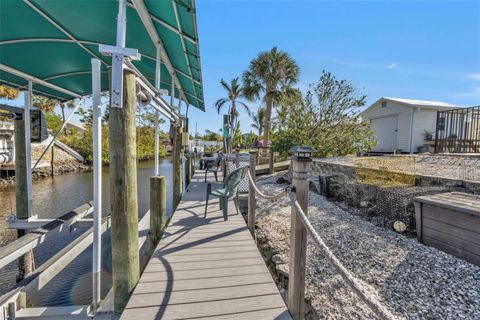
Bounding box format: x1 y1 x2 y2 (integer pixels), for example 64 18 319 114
121 295 287 320
121 171 290 319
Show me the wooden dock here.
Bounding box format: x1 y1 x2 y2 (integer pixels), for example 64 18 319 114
256 159 290 175
121 171 291 319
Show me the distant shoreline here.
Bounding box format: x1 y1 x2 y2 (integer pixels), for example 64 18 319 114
0 156 168 188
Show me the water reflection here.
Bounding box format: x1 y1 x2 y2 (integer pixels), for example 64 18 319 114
0 158 174 303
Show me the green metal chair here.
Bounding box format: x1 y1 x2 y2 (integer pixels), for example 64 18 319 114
204 156 223 183
204 166 247 221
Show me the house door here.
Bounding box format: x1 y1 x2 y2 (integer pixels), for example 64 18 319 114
371 115 398 151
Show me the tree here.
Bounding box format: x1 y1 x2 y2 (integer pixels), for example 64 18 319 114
0 85 19 99
231 120 242 149
59 101 76 135
0 85 59 112
203 130 222 142
251 107 266 138
272 71 377 157
214 78 250 152
243 47 300 149
32 96 58 113
247 131 256 147
45 112 63 132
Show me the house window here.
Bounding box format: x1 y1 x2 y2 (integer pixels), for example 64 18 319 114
381 101 387 108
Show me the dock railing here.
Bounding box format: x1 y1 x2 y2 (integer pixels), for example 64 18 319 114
246 149 397 320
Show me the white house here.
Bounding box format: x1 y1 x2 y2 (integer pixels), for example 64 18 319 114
361 97 461 153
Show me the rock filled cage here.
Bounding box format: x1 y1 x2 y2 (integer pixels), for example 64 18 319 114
319 156 454 235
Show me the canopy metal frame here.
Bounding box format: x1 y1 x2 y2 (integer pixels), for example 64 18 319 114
0 0 204 110
0 0 204 317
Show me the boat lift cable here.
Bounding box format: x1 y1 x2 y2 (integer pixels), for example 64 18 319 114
246 170 397 320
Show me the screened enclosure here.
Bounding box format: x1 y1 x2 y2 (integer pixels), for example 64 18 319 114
435 106 480 153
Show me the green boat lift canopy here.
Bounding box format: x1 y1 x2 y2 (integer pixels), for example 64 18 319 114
0 0 205 111
0 1 205 315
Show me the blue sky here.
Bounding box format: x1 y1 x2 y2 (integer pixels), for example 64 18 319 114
187 0 480 135
2 1 479 136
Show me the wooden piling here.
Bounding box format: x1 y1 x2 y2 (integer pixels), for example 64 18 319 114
149 176 166 249
8 302 15 319
190 153 194 180
185 154 191 187
288 156 311 320
269 149 274 174
109 69 139 313
172 124 183 209
14 118 35 281
50 144 54 177
248 151 257 233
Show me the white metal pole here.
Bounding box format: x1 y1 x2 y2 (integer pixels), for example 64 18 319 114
154 46 161 175
170 74 175 107
91 58 102 312
179 98 186 193
178 98 182 115
116 0 127 47
182 154 186 194
24 82 32 218
110 0 127 108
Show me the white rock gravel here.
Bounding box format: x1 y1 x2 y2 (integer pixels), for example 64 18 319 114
254 175 480 320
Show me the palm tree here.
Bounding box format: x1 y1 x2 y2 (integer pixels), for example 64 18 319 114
242 47 300 149
214 78 250 152
251 107 266 139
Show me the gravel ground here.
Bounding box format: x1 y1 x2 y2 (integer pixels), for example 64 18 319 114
316 155 480 182
254 175 480 320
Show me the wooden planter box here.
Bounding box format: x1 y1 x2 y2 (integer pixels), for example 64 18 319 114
414 192 480 266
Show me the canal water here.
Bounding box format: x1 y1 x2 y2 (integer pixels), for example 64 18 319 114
0 159 174 305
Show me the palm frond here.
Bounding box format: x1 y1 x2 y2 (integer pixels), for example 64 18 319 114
214 98 230 114
219 79 231 93
236 101 251 116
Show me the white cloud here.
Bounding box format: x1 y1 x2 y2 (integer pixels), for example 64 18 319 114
387 63 397 70
467 73 480 81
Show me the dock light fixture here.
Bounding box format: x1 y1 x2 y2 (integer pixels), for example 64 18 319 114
289 146 316 160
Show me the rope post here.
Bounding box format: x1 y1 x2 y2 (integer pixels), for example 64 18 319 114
288 146 314 320
248 151 257 233
269 148 274 174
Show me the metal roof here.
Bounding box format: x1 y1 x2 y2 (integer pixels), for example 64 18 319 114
362 97 463 115
382 97 461 109
0 0 204 111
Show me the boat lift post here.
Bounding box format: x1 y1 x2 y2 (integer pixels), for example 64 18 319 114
154 46 161 176
23 82 33 218
91 57 102 312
